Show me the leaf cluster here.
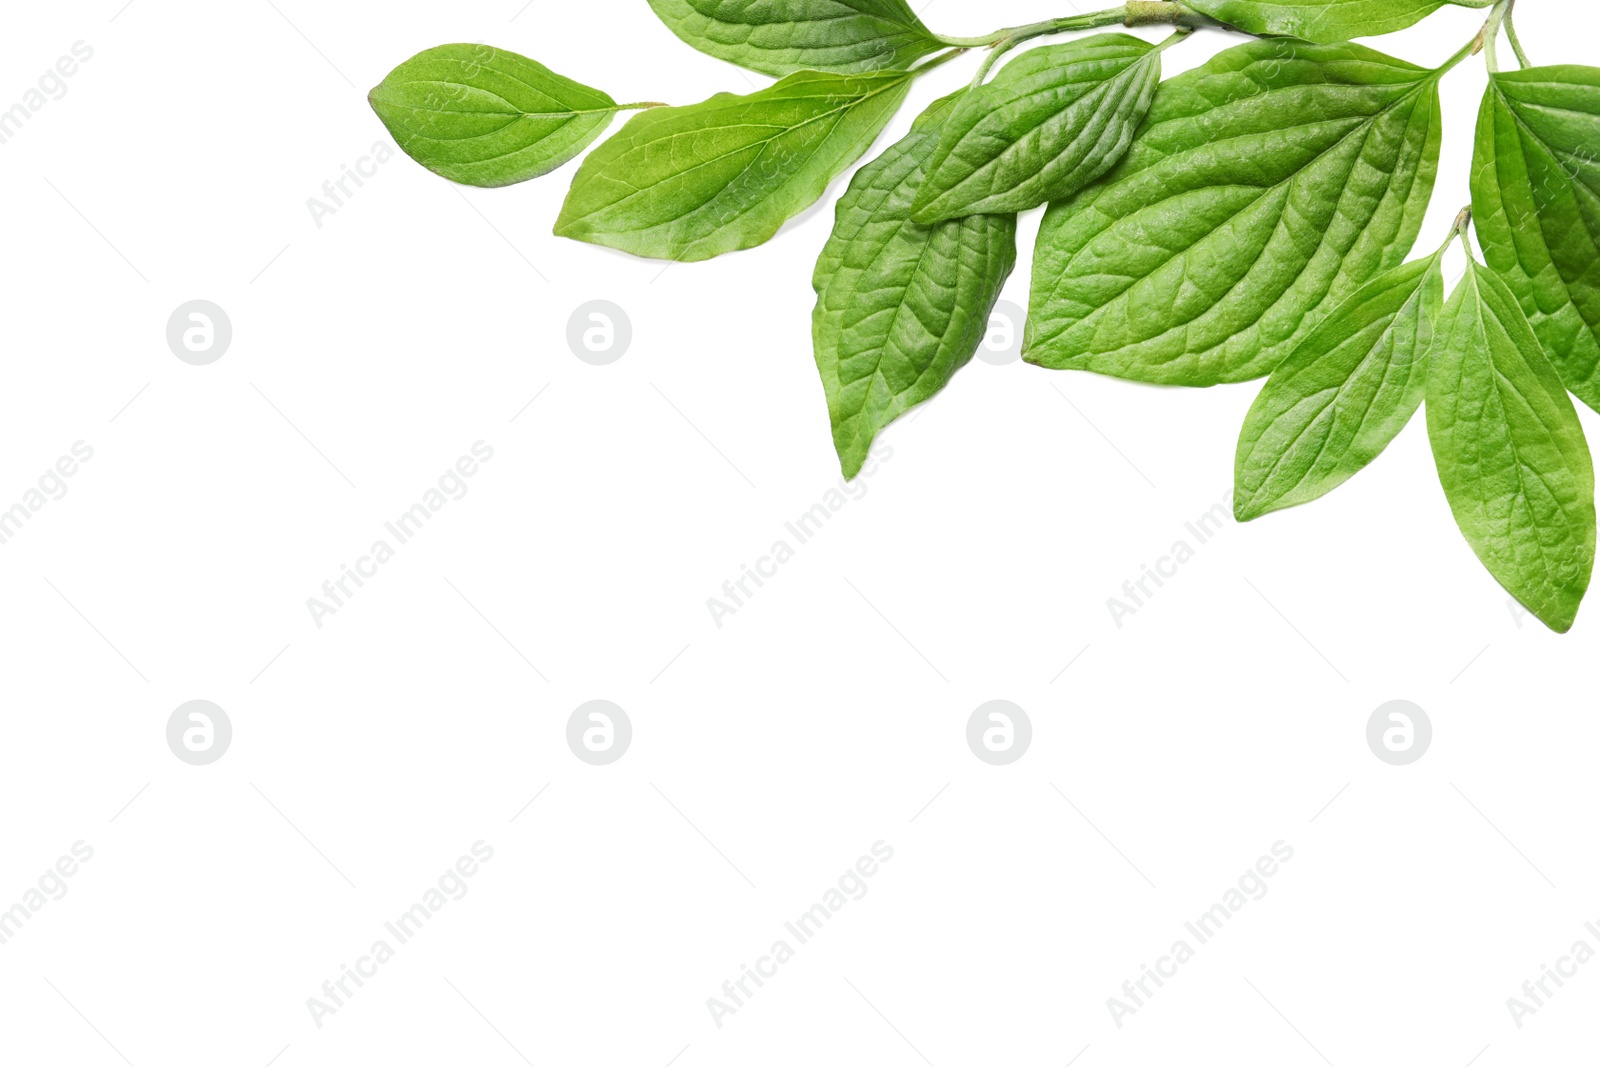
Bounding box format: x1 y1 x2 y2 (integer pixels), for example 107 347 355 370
372 0 1600 631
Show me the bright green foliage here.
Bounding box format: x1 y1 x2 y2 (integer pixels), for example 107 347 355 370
554 69 912 261
1026 39 1443 385
1181 0 1476 43
1427 258 1596 633
375 5 1600 630
813 93 1018 477
1234 252 1443 520
370 45 623 187
646 0 943 76
911 34 1161 223
1471 66 1600 412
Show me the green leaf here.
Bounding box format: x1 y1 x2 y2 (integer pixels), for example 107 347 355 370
813 93 1018 477
1427 258 1596 633
646 0 943 76
910 34 1162 224
369 44 625 188
1470 66 1600 412
1234 249 1443 520
1180 0 1473 44
1026 39 1444 385
554 69 913 262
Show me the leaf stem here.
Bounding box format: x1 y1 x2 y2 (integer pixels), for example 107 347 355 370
969 37 1021 87
1440 205 1482 263
964 15 1191 88
966 19 1078 86
1470 0 1514 73
1153 26 1195 53
1503 1 1532 68
911 46 971 77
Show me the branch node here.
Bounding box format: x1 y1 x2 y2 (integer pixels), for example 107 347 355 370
1124 1 1180 26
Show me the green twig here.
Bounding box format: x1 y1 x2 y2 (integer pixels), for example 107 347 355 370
1472 0 1513 72
938 12 1114 48
911 46 971 77
1123 0 1213 27
966 19 1075 85
1153 26 1194 53
1503 1 1532 68
937 2 1219 49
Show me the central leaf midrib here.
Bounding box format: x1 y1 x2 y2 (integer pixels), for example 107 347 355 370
941 57 1145 207
381 80 610 118
1501 92 1600 199
844 219 943 411
1464 283 1577 587
1255 300 1413 495
1494 86 1600 373
838 150 944 405
819 149 921 399
572 76 908 227
374 107 592 151
1047 69 1435 363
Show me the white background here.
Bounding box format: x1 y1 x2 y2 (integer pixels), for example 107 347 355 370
1 1 1597 1064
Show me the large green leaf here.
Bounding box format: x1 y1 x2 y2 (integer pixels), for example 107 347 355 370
1427 258 1595 633
554 69 912 261
1470 66 1600 412
1234 249 1443 520
1026 39 1444 385
814 93 1018 477
1180 0 1480 43
646 0 943 76
911 34 1162 224
370 45 625 187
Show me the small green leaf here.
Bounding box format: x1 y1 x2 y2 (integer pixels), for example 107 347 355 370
646 0 943 76
370 44 624 188
814 93 1018 477
554 69 913 262
1180 0 1471 43
910 34 1162 224
1470 66 1600 412
1234 250 1444 520
1026 39 1444 385
1427 258 1596 633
